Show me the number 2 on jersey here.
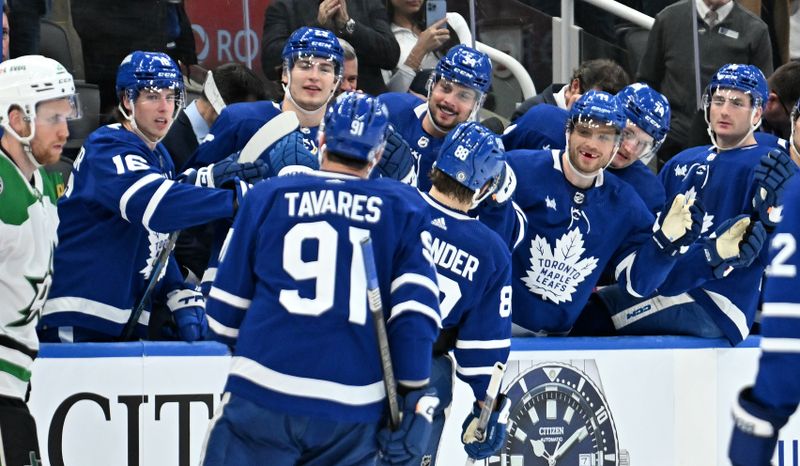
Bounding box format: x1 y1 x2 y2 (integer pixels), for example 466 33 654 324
279 221 370 325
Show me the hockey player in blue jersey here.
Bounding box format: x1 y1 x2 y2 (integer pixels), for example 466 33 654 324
200 92 441 466
415 121 512 464
40 51 267 343
508 90 705 335
583 64 788 344
729 178 800 466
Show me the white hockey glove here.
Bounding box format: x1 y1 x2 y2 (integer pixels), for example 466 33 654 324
652 194 704 256
490 162 517 205
729 387 791 466
702 215 767 278
166 288 208 342
461 395 511 460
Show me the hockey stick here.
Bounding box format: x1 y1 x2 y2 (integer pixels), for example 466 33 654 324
465 361 506 465
237 111 300 163
360 236 402 430
119 231 179 341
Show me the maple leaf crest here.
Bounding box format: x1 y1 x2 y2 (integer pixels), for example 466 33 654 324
140 230 170 281
522 229 599 304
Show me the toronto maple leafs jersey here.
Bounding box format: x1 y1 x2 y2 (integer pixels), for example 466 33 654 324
183 101 320 170
41 124 236 339
501 104 568 152
754 131 790 153
380 92 444 191
658 144 776 343
608 160 666 214
508 149 678 334
0 151 61 399
420 193 512 401
206 172 441 423
749 176 800 418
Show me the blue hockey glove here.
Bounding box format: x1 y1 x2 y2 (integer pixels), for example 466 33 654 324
377 388 440 465
753 148 795 231
264 130 319 176
461 395 511 460
702 215 767 279
372 125 415 182
187 153 268 188
729 387 791 466
652 193 705 256
166 288 208 342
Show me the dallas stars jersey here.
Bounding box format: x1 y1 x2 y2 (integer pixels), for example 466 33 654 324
380 92 444 191
750 176 800 417
501 104 568 152
183 101 319 170
508 149 677 334
421 193 511 402
41 125 236 339
206 173 440 423
658 144 784 344
0 151 61 399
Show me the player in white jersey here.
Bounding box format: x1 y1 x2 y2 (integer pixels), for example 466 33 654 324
0 55 80 466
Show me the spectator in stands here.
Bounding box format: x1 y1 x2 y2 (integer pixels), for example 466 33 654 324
637 0 773 167
2 3 8 61
381 0 469 94
163 63 268 171
510 58 629 122
260 0 398 95
760 60 800 140
337 38 359 96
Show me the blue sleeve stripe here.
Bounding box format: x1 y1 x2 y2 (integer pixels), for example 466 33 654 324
456 363 494 377
207 315 239 339
229 356 386 406
615 252 641 298
119 173 163 222
456 338 511 350
513 201 527 249
209 286 252 310
390 273 438 297
704 288 749 341
388 300 442 327
44 296 141 325
761 337 800 352
142 179 175 230
763 302 800 318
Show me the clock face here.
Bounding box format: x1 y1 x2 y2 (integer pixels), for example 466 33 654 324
489 362 620 466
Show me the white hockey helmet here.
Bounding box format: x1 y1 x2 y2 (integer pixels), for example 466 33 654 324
0 55 80 162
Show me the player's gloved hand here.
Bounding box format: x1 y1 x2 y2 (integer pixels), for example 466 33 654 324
377 388 439 465
461 395 511 460
652 193 705 256
489 162 517 206
166 288 208 342
372 125 415 183
729 387 790 466
702 215 767 279
753 148 795 231
263 130 319 176
189 153 268 188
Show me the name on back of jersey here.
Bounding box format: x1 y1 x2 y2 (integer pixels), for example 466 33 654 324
284 189 382 223
430 236 479 281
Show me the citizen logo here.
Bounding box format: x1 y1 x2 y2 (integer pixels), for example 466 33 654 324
539 426 564 435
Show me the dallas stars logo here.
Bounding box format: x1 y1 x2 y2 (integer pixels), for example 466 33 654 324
10 248 54 328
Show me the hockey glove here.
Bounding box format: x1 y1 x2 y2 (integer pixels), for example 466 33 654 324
264 130 319 176
166 288 208 342
729 387 791 466
652 193 705 256
186 153 268 188
377 388 440 465
489 162 517 206
753 148 795 231
702 215 767 279
372 125 415 182
461 395 511 460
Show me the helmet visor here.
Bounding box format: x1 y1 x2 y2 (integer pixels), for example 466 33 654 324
35 94 82 126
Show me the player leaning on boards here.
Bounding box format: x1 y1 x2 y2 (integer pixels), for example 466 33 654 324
415 121 513 465
0 55 80 466
729 99 800 466
39 51 266 343
200 92 441 465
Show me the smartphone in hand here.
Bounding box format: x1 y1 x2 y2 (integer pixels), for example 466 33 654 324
425 0 447 29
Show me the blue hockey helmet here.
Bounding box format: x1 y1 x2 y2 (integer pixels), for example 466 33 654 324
616 83 670 148
569 90 627 132
704 63 768 110
115 51 185 104
282 27 344 76
433 45 492 94
434 121 505 191
322 92 389 162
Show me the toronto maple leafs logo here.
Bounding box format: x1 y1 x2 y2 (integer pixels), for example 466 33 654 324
545 196 557 211
140 230 171 281
522 229 599 304
674 164 688 177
